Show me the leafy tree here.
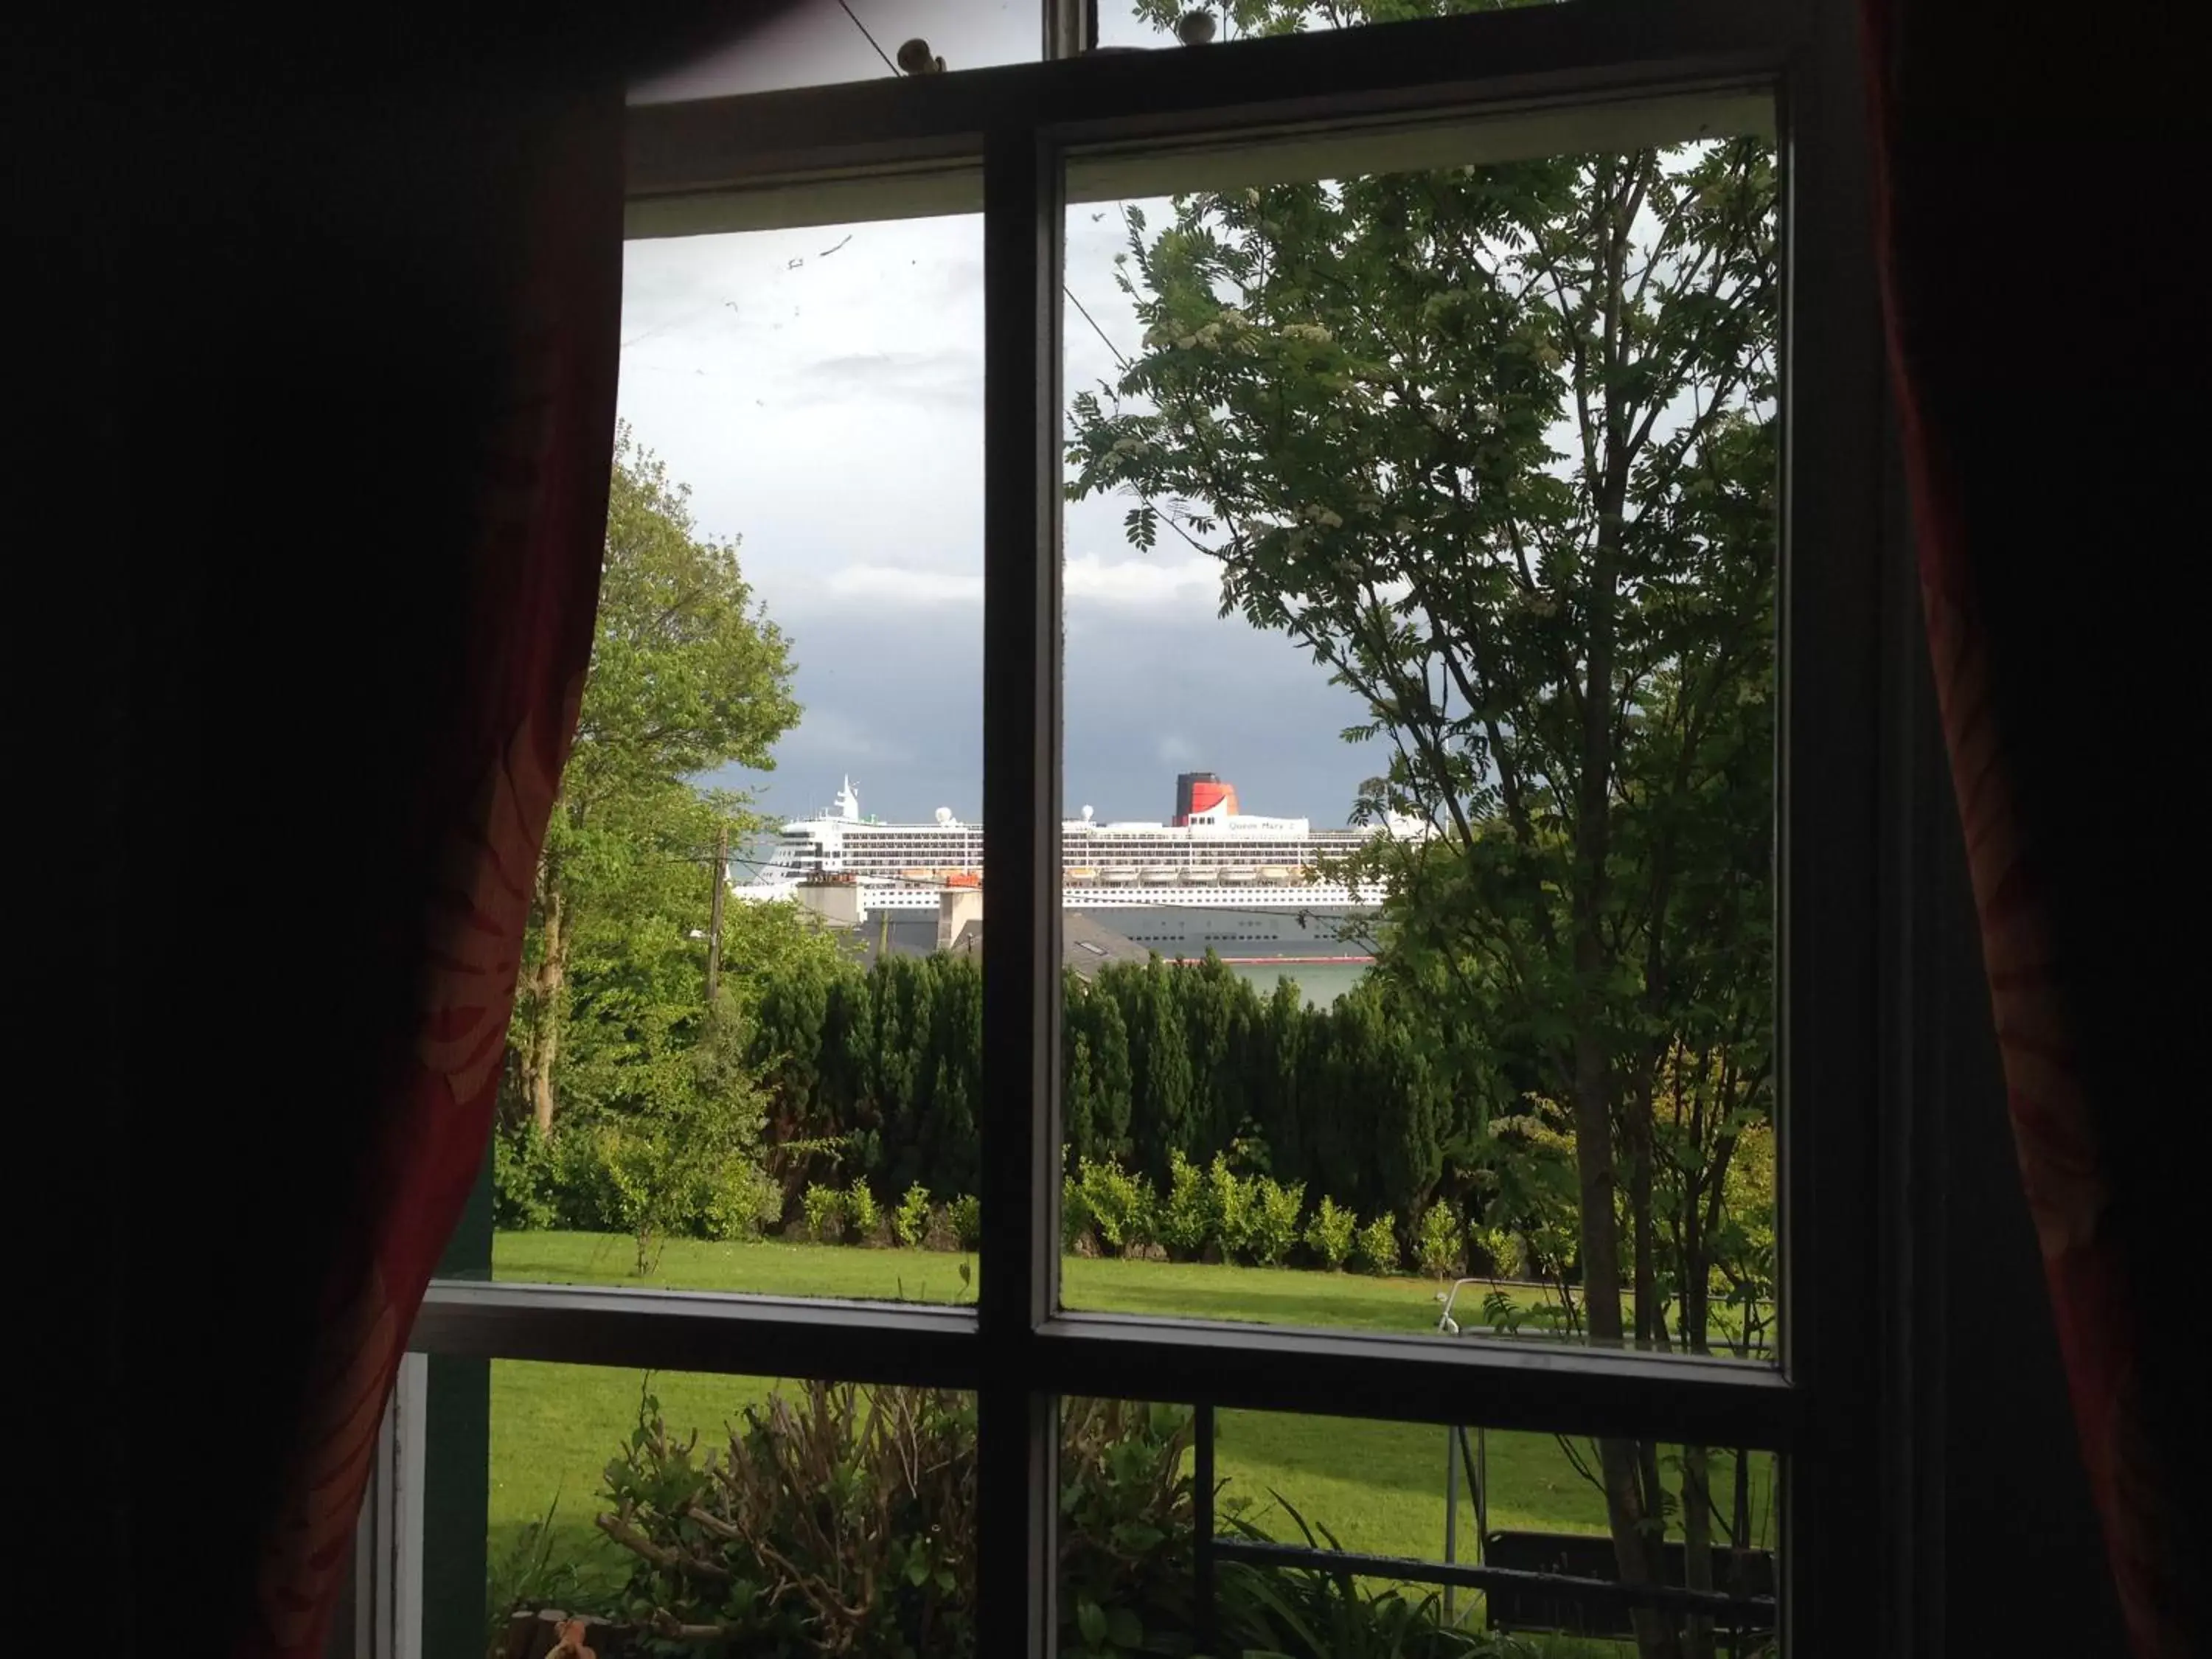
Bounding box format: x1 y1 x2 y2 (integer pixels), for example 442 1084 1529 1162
507 425 801 1137
1066 5 1777 1646
605 991 782 1274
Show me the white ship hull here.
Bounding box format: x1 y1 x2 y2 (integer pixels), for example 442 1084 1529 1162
735 775 1422 918
732 878 1377 911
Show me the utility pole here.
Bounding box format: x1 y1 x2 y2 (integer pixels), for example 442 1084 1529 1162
706 823 728 1001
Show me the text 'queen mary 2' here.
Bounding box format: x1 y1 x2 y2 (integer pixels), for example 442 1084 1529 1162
731 772 1427 964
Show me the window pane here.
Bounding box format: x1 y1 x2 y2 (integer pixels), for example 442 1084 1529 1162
480 1363 978 1653
631 1 1037 102
1063 1397 1781 1657
462 1371 1781 1657
1057 113 1781 1365
481 213 984 1307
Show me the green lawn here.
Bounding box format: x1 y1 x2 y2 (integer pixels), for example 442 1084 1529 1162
487 1232 1779 1615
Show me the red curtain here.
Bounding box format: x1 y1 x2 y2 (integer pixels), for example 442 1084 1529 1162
1863 5 2194 1652
213 88 624 1659
232 104 626 1659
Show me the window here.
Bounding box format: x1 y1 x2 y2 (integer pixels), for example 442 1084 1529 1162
1056 102 1783 1356
403 1 1889 1654
487 207 988 1306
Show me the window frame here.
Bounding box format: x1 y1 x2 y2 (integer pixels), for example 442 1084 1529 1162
413 2 1893 1652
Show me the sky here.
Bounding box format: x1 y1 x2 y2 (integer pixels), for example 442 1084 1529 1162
618 9 1382 830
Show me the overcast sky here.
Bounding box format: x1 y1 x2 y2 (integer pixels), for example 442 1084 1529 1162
619 14 1380 829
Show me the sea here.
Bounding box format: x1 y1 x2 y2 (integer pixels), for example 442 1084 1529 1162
1222 959 1368 1008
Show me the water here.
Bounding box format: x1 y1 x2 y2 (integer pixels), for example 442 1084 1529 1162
1224 959 1367 1008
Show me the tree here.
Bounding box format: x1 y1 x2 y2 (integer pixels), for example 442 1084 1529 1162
1110 959 1196 1185
507 425 801 1138
1067 7 1777 1648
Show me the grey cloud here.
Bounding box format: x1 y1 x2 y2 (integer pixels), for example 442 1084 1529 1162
631 201 1375 836
709 599 1376 832
782 347 984 408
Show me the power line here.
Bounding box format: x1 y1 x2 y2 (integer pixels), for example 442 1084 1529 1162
1066 283 1131 369
825 0 1136 372
833 0 900 74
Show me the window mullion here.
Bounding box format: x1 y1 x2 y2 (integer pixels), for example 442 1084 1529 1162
978 121 1065 1658
1773 0 1890 1646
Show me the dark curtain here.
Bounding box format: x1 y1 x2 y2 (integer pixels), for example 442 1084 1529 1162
23 9 800 1656
1862 4 2200 1652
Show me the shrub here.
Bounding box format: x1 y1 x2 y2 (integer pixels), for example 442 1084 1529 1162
1157 1150 1212 1261
1077 1157 1154 1256
923 1203 961 1252
597 1382 1197 1659
593 1384 1506 1659
1467 1222 1526 1280
1061 1171 1093 1252
491 1123 558 1231
1416 1200 1465 1279
845 1178 882 1244
949 1192 983 1251
601 1380 975 1655
893 1181 932 1248
1302 1196 1357 1270
703 1161 782 1243
801 1181 846 1244
534 1126 622 1234
1060 1399 1200 1658
1246 1176 1304 1267
1207 1155 1253 1261
1354 1213 1402 1275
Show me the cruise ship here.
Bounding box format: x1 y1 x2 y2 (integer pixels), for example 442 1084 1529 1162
731 773 1421 961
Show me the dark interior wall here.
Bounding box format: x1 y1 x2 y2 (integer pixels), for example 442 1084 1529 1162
19 9 807 1653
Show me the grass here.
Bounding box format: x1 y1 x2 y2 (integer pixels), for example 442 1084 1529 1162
487 1231 1780 1616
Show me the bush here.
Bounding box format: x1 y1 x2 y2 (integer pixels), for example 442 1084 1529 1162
1302 1196 1357 1270
801 1181 846 1244
1207 1155 1253 1261
592 1383 1508 1659
1247 1175 1304 1267
540 1125 627 1234
1077 1157 1154 1256
1158 1150 1212 1261
1467 1222 1526 1280
492 1123 559 1231
948 1192 983 1251
1060 1399 1200 1658
1061 1171 1094 1252
597 1382 1197 1659
893 1182 932 1248
703 1161 782 1243
1354 1213 1402 1275
1416 1200 1465 1279
845 1178 882 1244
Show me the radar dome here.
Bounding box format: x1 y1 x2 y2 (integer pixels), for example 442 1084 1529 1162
935 807 953 825
1081 804 1095 821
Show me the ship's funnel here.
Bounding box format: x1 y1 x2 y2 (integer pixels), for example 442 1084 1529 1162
1175 771 1239 824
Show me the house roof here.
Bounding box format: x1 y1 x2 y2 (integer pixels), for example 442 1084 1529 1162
943 911 1152 975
